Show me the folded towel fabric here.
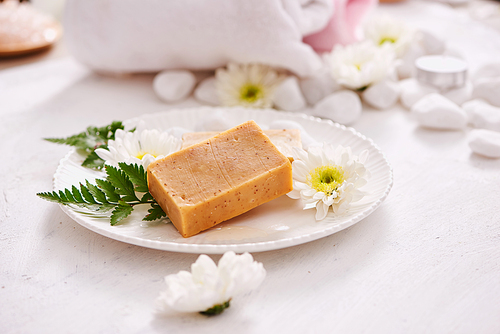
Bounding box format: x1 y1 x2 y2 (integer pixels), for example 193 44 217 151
63 0 333 77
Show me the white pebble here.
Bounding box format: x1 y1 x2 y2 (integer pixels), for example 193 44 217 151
442 81 473 106
472 77 500 107
468 129 500 158
411 93 467 130
194 76 219 105
299 70 341 105
362 80 400 110
397 43 426 79
462 99 488 116
269 120 318 149
467 102 500 132
313 90 362 125
153 70 196 102
420 30 446 55
472 62 500 83
400 78 439 109
273 76 306 111
195 110 231 132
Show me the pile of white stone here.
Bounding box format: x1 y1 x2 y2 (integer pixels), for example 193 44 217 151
406 63 500 159
152 33 500 159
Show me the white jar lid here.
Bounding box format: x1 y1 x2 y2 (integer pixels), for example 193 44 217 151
415 55 468 90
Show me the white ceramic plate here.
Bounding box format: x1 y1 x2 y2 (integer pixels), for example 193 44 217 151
54 107 393 254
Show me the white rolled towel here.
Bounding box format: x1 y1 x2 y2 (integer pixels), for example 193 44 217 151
63 0 333 77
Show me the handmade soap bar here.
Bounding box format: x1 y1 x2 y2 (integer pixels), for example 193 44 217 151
147 120 293 237
181 129 301 161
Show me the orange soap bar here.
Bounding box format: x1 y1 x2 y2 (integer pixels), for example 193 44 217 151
181 129 301 161
147 120 293 238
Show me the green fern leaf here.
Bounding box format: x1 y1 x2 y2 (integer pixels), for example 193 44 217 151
110 201 134 225
118 162 149 193
79 183 97 204
143 203 167 221
95 179 120 203
105 165 138 202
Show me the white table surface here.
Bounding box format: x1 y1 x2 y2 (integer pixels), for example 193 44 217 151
1 1 500 333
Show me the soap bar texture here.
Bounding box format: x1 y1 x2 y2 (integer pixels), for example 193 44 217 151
147 120 293 238
181 129 302 161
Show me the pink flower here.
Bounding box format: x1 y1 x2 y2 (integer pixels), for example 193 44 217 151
303 0 377 53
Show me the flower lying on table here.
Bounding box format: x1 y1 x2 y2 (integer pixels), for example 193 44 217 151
95 128 181 169
287 144 370 220
215 63 284 108
157 251 266 316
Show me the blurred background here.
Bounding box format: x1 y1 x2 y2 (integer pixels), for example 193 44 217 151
1 0 500 71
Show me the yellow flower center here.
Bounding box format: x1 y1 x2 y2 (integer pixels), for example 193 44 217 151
135 151 157 160
307 165 345 196
379 37 397 45
240 84 264 103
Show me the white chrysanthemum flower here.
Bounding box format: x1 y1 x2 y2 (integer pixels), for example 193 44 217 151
95 129 181 169
215 63 284 108
365 15 416 57
156 251 266 316
287 144 370 220
325 40 397 90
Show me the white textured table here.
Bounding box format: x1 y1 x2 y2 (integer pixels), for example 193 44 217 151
1 2 500 333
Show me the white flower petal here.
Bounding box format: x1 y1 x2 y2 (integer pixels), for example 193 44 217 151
292 146 308 163
303 188 318 197
304 198 319 205
323 195 335 206
191 255 218 282
291 160 310 182
312 191 326 200
358 149 369 164
95 148 114 162
293 181 309 191
219 252 266 298
350 189 366 203
287 188 301 199
303 202 318 210
355 165 367 177
315 201 329 221
335 200 350 214
307 151 323 169
141 154 156 169
354 177 368 188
